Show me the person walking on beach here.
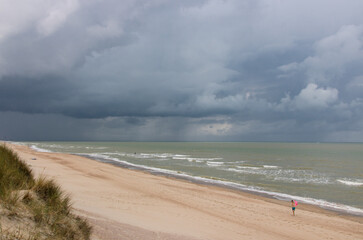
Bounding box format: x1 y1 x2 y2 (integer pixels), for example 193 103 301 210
291 200 297 216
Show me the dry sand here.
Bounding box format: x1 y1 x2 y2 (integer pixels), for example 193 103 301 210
7 143 363 240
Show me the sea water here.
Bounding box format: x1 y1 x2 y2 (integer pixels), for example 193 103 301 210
19 141 363 216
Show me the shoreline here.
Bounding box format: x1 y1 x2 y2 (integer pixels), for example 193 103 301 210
6 142 363 240
23 141 363 216
79 152 363 217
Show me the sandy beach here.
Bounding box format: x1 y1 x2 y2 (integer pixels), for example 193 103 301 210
6 143 363 240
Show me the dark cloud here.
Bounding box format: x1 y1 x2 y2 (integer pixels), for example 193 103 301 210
1 0 363 141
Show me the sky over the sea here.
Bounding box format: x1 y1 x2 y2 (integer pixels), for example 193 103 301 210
1 0 363 142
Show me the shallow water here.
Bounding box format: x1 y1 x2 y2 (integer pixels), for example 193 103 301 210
21 141 363 215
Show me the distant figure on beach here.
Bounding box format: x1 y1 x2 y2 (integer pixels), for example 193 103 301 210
291 200 297 216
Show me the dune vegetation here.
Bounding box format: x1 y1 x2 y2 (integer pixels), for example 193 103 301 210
0 143 91 240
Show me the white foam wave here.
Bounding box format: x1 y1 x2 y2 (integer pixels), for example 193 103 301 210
85 153 188 176
140 153 173 158
129 153 221 163
104 152 222 163
226 167 333 185
30 145 52 153
273 176 331 185
225 166 267 174
337 179 363 186
237 166 260 170
174 154 187 157
226 168 243 173
263 165 279 169
225 167 263 175
172 156 188 160
173 156 222 162
206 161 225 167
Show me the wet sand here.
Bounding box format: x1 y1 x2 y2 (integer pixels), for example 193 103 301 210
7 143 363 240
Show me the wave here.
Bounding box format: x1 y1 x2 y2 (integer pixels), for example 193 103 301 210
263 165 279 169
173 156 223 162
337 179 363 186
273 176 331 185
30 145 52 153
83 153 189 176
109 152 223 163
225 167 333 185
206 161 225 167
28 142 109 152
237 166 260 170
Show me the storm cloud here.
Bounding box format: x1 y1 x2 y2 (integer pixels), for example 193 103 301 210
1 0 363 141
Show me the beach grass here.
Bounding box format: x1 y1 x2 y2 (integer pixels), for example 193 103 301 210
0 143 92 239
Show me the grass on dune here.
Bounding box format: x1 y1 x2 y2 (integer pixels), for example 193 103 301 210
0 145 34 199
0 143 92 240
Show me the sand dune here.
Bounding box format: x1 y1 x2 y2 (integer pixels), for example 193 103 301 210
8 143 363 240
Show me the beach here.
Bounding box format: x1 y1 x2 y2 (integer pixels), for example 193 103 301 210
7 142 363 240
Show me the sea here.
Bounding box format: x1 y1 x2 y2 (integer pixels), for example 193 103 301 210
16 141 363 216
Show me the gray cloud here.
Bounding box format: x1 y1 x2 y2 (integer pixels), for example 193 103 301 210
1 0 363 141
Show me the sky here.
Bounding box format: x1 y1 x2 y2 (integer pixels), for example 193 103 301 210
1 0 363 142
